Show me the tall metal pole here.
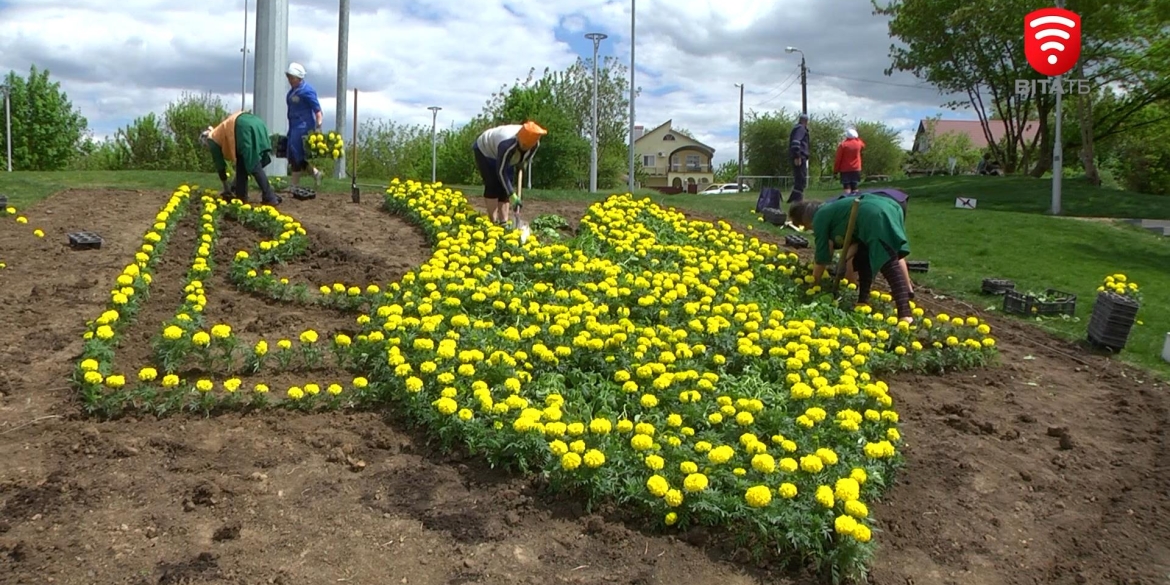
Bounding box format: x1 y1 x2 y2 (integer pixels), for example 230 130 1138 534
334 0 349 179
428 106 441 183
240 0 249 111
1051 0 1065 215
254 0 289 176
627 0 636 193
735 83 744 187
586 33 607 193
3 85 11 172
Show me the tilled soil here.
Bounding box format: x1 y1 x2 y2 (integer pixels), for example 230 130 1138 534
0 189 1167 585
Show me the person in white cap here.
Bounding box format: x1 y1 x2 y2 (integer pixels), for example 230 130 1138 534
285 62 324 188
834 127 865 194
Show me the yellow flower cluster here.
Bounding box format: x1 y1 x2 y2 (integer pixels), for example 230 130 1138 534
306 130 344 160
1097 273 1140 299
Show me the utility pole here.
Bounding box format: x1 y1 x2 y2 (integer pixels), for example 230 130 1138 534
240 0 249 111
586 32 607 193
734 83 744 187
334 0 349 179
253 0 289 176
627 0 636 193
3 84 10 172
1051 0 1065 215
428 106 441 183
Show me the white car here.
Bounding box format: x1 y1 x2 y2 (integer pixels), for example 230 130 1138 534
700 183 749 195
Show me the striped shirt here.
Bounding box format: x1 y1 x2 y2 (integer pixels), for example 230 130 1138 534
475 125 539 195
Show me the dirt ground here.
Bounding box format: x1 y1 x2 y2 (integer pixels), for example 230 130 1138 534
1 188 1168 585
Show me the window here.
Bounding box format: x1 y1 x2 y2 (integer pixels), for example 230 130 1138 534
670 155 680 172
686 154 701 171
642 155 656 168
663 134 676 141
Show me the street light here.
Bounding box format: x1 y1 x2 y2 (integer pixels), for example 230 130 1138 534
2 83 10 172
627 0 636 193
427 106 441 184
785 46 807 115
240 0 249 111
585 32 607 193
734 83 744 188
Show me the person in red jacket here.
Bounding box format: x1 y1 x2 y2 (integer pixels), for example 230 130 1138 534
834 128 865 194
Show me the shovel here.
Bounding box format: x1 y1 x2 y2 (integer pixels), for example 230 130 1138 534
512 169 530 243
830 198 861 300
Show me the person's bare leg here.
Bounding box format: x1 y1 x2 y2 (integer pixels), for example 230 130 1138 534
500 199 511 225
900 258 914 295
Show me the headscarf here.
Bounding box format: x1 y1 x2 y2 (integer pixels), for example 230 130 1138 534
845 128 859 139
517 121 547 150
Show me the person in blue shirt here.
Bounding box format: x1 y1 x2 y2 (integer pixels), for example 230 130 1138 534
472 121 546 225
285 62 323 188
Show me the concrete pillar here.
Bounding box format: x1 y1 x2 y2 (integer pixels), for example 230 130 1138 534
254 0 290 177
334 0 349 179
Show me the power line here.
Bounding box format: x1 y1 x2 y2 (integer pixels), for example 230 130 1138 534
753 68 803 109
750 65 801 108
808 71 944 91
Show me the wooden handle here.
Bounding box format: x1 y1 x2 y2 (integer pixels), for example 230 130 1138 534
832 199 862 296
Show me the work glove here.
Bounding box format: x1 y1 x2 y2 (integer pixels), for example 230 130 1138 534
510 193 522 210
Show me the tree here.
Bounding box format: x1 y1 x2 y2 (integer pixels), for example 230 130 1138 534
741 109 854 180
1 65 88 170
491 75 589 189
114 113 174 170
851 120 906 177
164 92 230 172
910 118 981 173
354 119 431 182
873 0 1170 178
713 160 740 182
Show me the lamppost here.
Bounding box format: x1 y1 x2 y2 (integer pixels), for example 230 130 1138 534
2 83 10 172
734 83 744 188
240 0 249 111
785 46 807 115
585 32 607 193
427 106 441 183
627 0 636 193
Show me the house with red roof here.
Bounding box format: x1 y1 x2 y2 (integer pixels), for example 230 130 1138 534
912 119 1041 153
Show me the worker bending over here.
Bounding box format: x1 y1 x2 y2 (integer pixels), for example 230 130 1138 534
472 121 546 225
789 196 914 322
200 111 281 206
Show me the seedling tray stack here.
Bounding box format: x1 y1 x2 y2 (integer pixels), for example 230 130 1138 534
272 134 288 159
784 234 809 248
981 278 1015 295
1003 288 1076 317
761 207 786 226
0 195 8 208
906 260 930 273
1087 291 1140 351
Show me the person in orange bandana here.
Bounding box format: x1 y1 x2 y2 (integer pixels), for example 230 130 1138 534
472 121 546 225
200 111 281 205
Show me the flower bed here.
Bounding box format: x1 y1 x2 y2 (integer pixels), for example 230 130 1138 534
70 178 997 579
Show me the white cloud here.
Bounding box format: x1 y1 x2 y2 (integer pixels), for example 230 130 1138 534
0 0 964 166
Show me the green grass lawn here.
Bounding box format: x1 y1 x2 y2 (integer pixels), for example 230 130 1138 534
2 170 1167 378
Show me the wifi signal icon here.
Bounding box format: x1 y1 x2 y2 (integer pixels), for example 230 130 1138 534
1024 8 1081 77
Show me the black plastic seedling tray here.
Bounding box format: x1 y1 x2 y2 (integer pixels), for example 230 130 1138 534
761 207 786 226
68 231 103 250
290 186 316 201
0 195 7 208
981 278 1015 295
906 260 930 273
785 234 809 248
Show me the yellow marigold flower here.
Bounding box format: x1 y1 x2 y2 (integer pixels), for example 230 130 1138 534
645 455 665 470
683 473 709 492
844 499 869 518
852 523 872 542
646 475 670 497
664 489 684 507
196 379 213 392
744 485 772 508
353 377 368 388
583 449 605 468
162 374 180 388
287 386 304 400
80 359 99 372
751 454 776 474
210 324 232 338
138 367 157 381
561 452 582 470
815 485 835 508
850 468 868 484
664 512 678 526
224 378 241 393
834 514 858 536
708 445 735 464
778 483 798 499
800 455 824 474
680 461 698 474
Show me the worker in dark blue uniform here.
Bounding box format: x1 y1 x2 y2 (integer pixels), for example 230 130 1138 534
285 62 323 189
788 113 810 204
472 121 546 225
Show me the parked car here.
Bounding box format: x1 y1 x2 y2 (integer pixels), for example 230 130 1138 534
699 183 750 195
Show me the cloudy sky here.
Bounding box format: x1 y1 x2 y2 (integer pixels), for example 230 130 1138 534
0 0 971 165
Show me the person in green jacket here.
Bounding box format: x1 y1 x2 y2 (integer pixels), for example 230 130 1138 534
199 111 282 205
789 195 914 322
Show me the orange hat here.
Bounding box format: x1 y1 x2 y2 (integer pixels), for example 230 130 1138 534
517 121 547 150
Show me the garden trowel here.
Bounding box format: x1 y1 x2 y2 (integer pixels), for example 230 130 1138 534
512 169 531 243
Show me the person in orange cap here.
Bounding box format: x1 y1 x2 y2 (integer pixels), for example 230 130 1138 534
472 121 546 225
